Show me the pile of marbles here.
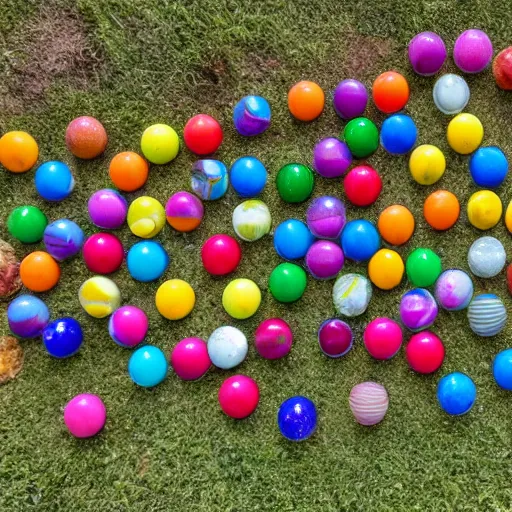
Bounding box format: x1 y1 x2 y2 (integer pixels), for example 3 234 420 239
2 29 512 440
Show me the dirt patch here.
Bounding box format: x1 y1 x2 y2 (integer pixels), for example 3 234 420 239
1 3 104 114
0 240 21 300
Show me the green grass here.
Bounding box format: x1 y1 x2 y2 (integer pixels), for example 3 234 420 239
1 0 512 510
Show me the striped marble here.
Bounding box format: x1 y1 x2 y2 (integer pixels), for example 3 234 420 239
467 294 507 337
349 382 389 426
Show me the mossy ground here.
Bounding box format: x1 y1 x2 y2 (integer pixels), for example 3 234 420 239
1 1 512 510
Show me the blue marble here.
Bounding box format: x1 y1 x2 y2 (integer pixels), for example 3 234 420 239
35 161 75 201
191 160 228 200
278 396 317 441
43 219 84 261
8 295 50 338
274 219 315 260
233 95 271 136
437 372 476 415
128 345 168 387
42 317 83 358
127 241 169 282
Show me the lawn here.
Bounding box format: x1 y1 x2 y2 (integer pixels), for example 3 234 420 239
1 0 512 510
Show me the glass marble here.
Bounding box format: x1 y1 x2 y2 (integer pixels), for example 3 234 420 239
317 318 353 357
433 74 470 115
7 205 48 244
312 137 352 178
400 288 438 332
276 163 314 203
268 263 307 303
165 191 204 232
340 220 380 262
207 326 248 370
453 29 493 74
349 382 389 426
35 161 74 201
380 114 417 155
468 236 506 278
128 345 168 387
127 196 166 238
109 306 148 348
8 294 50 338
126 241 169 282
469 146 508 188
42 317 83 358
254 318 293 360
88 189 128 229
467 294 507 337
140 124 179 164
493 47 512 90
332 79 368 119
434 269 473 311
218 375 259 419
306 196 346 239
406 248 442 287
191 159 228 200
230 156 267 197
408 31 447 76
277 396 317 441
201 234 241 275
363 318 403 360
66 116 107 159
64 394 106 438
493 349 512 390
82 233 124 274
43 219 84 261
332 273 372 317
305 240 344 280
437 372 476 416
170 338 211 381
78 276 121 318
342 117 379 159
233 95 271 136
232 200 271 242
273 219 315 260
406 331 445 374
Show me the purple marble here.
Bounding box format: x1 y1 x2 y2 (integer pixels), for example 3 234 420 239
306 196 346 239
233 95 271 136
408 32 447 76
88 189 128 229
305 240 344 280
8 295 50 338
43 219 84 261
312 137 352 178
400 288 438 332
318 318 353 357
332 79 368 119
434 269 473 311
453 29 493 74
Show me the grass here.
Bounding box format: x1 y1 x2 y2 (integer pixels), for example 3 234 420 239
1 0 512 510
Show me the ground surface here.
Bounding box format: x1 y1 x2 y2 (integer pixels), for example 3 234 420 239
1 1 512 510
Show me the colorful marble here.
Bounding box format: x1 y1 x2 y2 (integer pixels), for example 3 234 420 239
170 337 211 381
254 318 293 360
468 236 506 278
437 372 476 416
64 394 106 438
406 248 442 287
406 331 445 374
233 95 271 136
349 382 389 426
340 219 380 262
467 294 507 337
306 196 346 239
312 137 352 178
273 219 314 260
127 196 165 238
207 326 248 370
277 396 317 441
332 79 368 119
232 200 271 242
363 318 403 360
434 269 474 311
78 276 121 318
42 317 83 358
165 191 204 232
332 273 372 317
82 233 124 274
453 29 493 74
408 31 447 76
126 241 169 282
109 306 148 348
467 190 502 230
268 263 307 303
128 345 168 387
35 161 75 201
218 374 260 419
276 163 314 203
493 349 512 390
400 288 438 332
433 74 470 115
230 156 267 197
7 205 48 243
8 295 50 338
305 240 344 280
88 189 128 230
43 219 84 261
469 146 508 188
65 116 107 159
318 318 353 358
380 114 417 155
191 159 228 200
